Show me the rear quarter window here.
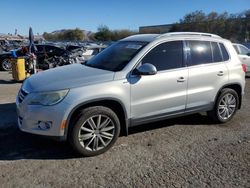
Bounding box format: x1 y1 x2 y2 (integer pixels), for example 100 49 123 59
219 43 229 61
211 42 223 62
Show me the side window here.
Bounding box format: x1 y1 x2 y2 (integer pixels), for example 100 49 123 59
188 40 212 66
219 43 229 61
211 42 223 62
141 41 183 71
238 45 250 55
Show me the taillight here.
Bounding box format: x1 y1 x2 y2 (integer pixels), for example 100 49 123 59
242 64 247 73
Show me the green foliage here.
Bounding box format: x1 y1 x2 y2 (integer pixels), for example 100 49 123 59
94 25 113 41
94 25 138 41
111 29 138 41
169 10 250 42
43 26 137 42
43 28 85 41
140 27 167 34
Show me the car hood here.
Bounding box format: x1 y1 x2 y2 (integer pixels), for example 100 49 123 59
23 64 114 92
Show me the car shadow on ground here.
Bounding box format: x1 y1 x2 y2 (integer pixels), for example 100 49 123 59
0 79 21 84
0 102 80 160
0 103 215 161
128 113 215 135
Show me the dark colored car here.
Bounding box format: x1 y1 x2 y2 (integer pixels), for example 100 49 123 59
0 44 67 71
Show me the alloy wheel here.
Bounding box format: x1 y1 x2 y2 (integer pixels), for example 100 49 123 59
217 93 236 120
78 115 115 151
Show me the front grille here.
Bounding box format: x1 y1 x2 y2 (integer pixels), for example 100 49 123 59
18 89 28 103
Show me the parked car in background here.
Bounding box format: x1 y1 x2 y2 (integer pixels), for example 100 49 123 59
82 44 106 62
233 43 250 74
0 43 106 71
16 32 245 156
0 44 67 71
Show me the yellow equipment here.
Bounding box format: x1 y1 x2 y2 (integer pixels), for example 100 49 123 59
11 58 26 81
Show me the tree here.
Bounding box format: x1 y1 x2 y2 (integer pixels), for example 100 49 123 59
94 25 112 41
169 10 250 42
43 28 85 41
94 25 138 41
111 29 138 41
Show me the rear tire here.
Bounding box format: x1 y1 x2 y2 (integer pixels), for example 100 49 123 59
69 106 120 157
207 88 239 123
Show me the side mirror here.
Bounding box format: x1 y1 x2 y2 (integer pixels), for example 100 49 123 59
247 52 250 56
134 63 157 75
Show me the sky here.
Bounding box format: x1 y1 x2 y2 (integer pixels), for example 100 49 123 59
0 0 249 35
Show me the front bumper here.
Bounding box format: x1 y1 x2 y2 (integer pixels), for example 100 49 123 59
16 96 71 138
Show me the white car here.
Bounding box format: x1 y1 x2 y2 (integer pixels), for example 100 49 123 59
17 32 246 156
233 43 250 74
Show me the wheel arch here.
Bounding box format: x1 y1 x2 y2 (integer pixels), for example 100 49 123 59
64 98 129 139
215 83 243 109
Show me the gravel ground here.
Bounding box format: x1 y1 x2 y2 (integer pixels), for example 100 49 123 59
0 71 249 188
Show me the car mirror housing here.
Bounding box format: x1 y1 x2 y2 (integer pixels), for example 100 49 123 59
135 63 157 76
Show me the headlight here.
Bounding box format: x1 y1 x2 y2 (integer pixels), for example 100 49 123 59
27 89 69 106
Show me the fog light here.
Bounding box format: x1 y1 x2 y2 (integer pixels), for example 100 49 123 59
38 121 52 130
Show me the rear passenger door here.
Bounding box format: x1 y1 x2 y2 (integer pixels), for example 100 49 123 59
186 40 229 112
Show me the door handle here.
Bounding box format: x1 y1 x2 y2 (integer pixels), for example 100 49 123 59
217 71 224 76
177 77 186 82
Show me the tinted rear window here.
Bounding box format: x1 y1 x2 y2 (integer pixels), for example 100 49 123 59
211 42 223 62
188 40 213 66
219 43 229 61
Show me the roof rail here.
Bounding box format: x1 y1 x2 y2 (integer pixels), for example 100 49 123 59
158 32 221 38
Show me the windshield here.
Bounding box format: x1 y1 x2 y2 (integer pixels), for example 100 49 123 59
85 41 148 71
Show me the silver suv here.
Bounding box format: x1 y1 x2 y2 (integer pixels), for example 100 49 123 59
16 32 246 156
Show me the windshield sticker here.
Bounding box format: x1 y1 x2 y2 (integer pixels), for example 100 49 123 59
125 44 142 50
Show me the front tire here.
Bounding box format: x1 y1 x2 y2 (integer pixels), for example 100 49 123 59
1 58 12 71
208 88 239 123
69 106 120 157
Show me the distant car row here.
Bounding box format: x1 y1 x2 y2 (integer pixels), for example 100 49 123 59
0 44 106 71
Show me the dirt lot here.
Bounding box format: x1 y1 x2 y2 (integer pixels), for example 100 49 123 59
0 71 249 188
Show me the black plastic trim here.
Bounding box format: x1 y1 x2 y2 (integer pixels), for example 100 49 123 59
63 98 129 140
